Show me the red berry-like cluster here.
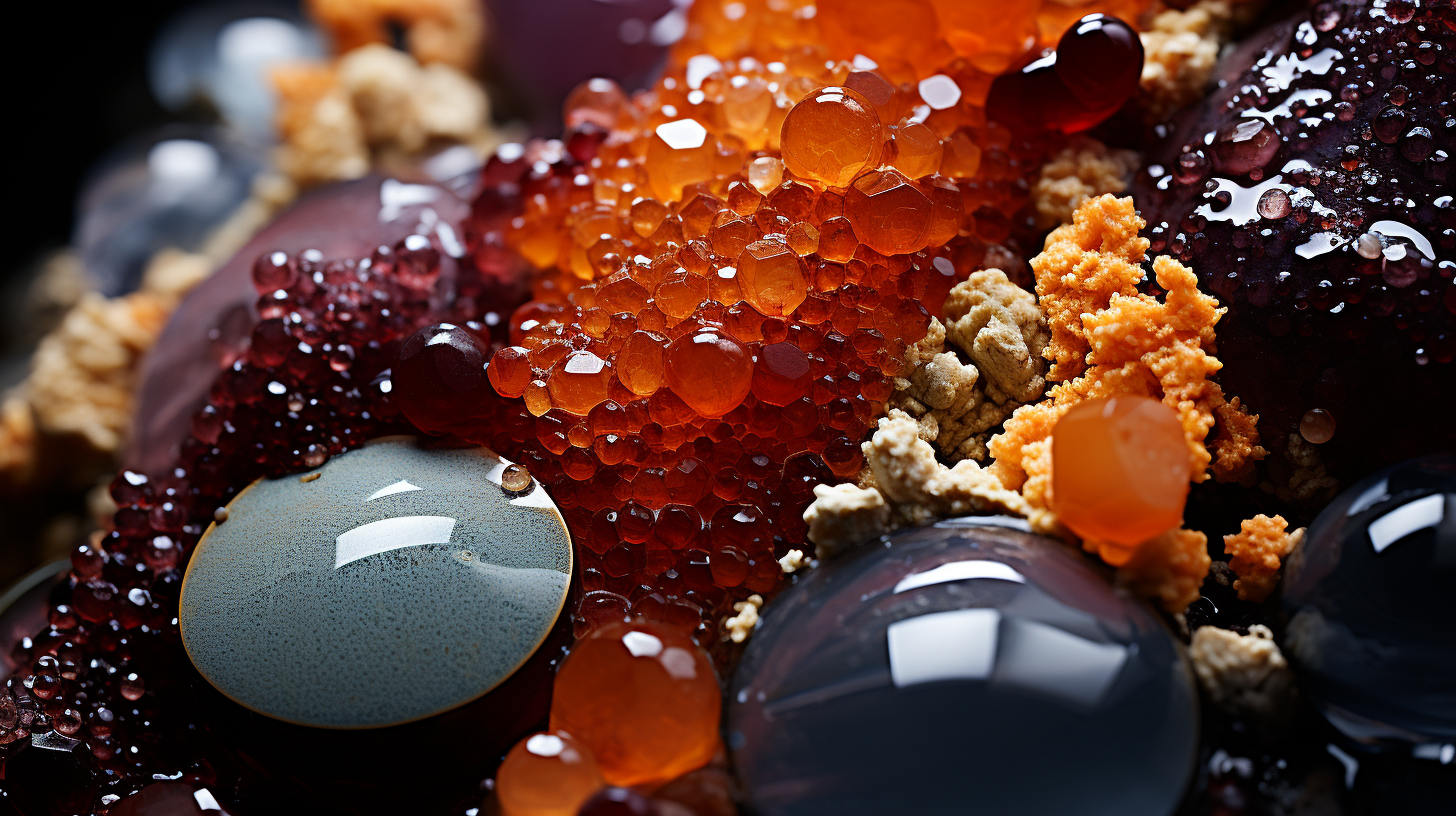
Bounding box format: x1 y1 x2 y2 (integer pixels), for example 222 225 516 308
0 216 526 811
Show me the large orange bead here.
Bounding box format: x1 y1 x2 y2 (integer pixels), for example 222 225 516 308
550 621 721 787
780 87 882 189
665 330 754 418
1051 396 1190 553
497 731 604 816
845 169 933 255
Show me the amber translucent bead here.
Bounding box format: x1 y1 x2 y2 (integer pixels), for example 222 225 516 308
780 87 883 189
550 621 720 787
665 330 754 418
738 238 809 317
497 731 604 816
548 351 614 416
846 169 932 255
1051 396 1190 554
645 118 717 201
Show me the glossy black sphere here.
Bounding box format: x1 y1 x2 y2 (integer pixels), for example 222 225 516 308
1282 454 1456 748
728 519 1198 816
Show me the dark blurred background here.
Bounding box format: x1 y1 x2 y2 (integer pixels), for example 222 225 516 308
0 0 674 593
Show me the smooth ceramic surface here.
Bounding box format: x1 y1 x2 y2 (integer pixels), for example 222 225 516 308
180 436 571 729
728 518 1199 816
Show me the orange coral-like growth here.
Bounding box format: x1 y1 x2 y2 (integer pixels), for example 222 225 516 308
988 195 1264 609
1224 514 1299 603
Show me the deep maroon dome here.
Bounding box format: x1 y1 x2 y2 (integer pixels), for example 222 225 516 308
1132 0 1455 479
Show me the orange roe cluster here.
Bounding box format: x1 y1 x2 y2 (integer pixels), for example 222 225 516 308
989 194 1264 611
460 1 1152 630
1223 514 1300 603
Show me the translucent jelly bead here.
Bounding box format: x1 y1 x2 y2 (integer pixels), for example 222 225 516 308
645 118 717 202
551 620 720 786
1055 14 1144 109
665 330 754 418
985 14 1144 135
497 731 604 816
845 169 932 255
395 323 500 437
780 87 883 189
888 123 943 179
1051 396 1190 555
548 351 614 416
738 239 809 317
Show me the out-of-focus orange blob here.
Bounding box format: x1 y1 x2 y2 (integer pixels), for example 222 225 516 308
1051 396 1190 553
496 731 604 816
550 621 721 787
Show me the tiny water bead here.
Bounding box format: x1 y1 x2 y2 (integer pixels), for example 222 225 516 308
496 731 604 816
1134 0 1456 475
550 620 720 787
729 520 1198 816
1051 396 1191 555
1282 454 1456 748
1299 408 1336 445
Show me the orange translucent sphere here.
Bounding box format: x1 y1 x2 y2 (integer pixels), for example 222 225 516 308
1051 396 1190 553
780 87 883 189
665 330 754 418
497 731 604 816
846 169 933 255
550 621 720 787
738 238 809 317
547 350 613 416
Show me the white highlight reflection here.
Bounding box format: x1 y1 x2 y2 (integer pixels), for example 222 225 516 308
1368 493 1444 554
894 560 1025 594
365 480 423 502
334 516 456 568
991 618 1128 709
888 609 1000 687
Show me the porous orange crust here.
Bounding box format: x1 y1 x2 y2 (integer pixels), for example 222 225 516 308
1224 514 1299 603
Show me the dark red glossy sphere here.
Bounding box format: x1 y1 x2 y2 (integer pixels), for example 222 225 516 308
393 322 508 437
985 14 1143 135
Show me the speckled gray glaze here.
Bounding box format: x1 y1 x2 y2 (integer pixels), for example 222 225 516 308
180 437 571 729
728 518 1198 816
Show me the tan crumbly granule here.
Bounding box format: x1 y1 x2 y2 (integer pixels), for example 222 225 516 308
722 594 764 643
25 252 211 452
1139 0 1263 122
1189 624 1295 722
803 482 891 559
306 0 485 72
0 251 215 489
802 410 1032 558
890 270 1050 463
1262 432 1341 506
1224 514 1303 603
777 549 807 573
1030 137 1141 231
987 195 1264 611
273 44 505 189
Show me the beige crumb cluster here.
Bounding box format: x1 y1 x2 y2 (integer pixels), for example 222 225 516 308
891 270 1050 463
803 411 1031 558
1 251 213 489
273 44 505 188
777 549 807 574
1224 514 1304 603
986 194 1264 611
722 595 764 644
804 269 1047 558
307 0 485 73
1139 0 1264 121
1030 137 1141 231
1189 624 1296 722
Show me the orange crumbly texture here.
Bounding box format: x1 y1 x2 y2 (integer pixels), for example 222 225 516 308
1224 514 1301 603
987 194 1264 611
